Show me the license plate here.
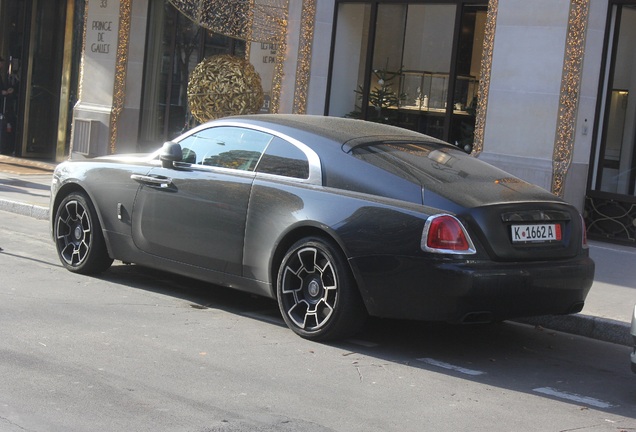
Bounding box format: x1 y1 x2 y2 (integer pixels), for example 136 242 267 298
511 224 562 243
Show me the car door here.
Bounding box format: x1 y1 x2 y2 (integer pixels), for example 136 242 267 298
131 126 272 275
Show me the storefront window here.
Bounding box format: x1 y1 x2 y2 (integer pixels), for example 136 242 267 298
591 5 636 196
328 1 486 152
585 4 636 245
139 1 245 150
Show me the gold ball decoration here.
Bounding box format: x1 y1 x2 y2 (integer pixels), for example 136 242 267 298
187 55 264 123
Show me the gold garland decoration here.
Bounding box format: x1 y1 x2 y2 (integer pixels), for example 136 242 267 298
472 0 499 157
551 0 589 197
109 0 132 154
292 0 316 114
168 0 288 44
187 55 264 123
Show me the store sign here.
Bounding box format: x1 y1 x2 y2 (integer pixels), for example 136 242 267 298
86 0 119 60
80 0 120 107
91 19 114 54
251 42 278 113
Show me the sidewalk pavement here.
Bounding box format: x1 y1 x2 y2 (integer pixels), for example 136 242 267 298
0 154 634 347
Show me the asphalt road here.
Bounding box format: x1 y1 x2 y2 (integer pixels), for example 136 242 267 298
1 211 635 432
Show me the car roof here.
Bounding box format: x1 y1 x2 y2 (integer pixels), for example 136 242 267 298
214 114 444 148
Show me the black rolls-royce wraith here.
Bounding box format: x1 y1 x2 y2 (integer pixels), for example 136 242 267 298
51 114 594 340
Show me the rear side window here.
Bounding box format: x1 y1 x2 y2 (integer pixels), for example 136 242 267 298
256 137 309 179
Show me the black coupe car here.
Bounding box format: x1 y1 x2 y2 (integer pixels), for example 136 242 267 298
51 114 594 340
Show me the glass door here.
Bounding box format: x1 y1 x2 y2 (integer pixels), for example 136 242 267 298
21 0 66 158
0 0 27 156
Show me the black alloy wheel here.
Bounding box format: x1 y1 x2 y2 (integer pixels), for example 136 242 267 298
277 237 366 341
54 192 113 274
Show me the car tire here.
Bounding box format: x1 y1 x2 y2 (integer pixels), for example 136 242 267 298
53 192 113 274
277 237 367 341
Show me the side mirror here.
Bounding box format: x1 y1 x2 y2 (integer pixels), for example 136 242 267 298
160 141 182 169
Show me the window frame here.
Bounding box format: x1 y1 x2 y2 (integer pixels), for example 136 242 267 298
588 2 636 198
172 121 323 185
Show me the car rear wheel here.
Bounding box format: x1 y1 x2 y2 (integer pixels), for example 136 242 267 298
54 192 113 274
277 237 367 341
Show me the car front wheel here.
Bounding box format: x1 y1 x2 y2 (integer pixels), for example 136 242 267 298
54 192 113 274
277 237 366 341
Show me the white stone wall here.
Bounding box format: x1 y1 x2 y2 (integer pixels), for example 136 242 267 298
117 0 149 153
278 0 335 115
306 0 335 115
564 0 606 207
481 0 606 210
72 0 148 157
481 0 571 184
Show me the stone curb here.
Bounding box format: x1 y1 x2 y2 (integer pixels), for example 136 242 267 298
0 155 57 172
0 199 49 221
515 314 631 347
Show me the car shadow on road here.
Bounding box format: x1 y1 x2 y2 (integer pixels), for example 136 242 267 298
94 262 636 420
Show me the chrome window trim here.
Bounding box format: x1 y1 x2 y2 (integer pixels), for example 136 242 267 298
184 120 322 185
173 162 259 179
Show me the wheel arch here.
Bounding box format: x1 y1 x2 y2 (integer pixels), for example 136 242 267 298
268 224 363 303
51 182 114 258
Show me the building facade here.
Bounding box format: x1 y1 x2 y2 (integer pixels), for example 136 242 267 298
0 0 635 245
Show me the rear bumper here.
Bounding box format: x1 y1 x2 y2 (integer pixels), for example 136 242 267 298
351 254 595 322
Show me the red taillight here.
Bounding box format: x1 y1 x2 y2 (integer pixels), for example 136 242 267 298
423 215 475 253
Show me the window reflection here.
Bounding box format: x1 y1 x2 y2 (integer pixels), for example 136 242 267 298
256 137 310 179
139 1 245 151
328 2 487 153
177 126 271 171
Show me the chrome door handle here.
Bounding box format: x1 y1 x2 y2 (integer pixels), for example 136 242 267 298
131 174 173 188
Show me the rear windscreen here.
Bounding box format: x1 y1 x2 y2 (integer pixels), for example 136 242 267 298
349 142 515 186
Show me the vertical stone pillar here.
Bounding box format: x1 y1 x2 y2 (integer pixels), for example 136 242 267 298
71 0 121 158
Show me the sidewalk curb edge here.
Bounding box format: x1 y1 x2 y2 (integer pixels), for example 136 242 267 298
0 199 49 220
515 314 630 347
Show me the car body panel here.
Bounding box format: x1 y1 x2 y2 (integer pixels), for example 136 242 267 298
352 254 593 322
51 160 153 241
242 179 434 289
50 114 595 325
461 202 583 261
132 165 254 274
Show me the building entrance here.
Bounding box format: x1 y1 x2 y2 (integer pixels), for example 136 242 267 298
0 0 80 160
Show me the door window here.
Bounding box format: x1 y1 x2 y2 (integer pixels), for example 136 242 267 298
177 126 272 171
